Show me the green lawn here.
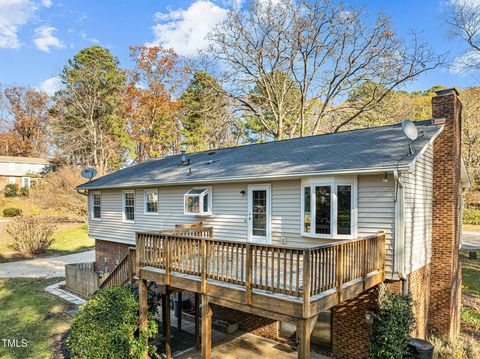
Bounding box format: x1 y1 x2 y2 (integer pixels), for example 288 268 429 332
0 278 73 359
462 250 480 299
48 223 94 256
0 222 94 262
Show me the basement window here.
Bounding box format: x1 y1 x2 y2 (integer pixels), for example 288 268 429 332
301 177 357 239
184 187 212 216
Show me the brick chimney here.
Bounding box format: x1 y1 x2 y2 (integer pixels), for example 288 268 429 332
429 88 462 338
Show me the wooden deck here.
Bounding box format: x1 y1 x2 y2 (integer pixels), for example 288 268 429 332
135 227 386 359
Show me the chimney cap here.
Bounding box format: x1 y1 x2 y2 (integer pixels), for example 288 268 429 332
434 87 460 97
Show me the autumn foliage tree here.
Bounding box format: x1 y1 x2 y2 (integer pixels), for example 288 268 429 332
126 46 188 162
51 46 129 174
0 86 49 157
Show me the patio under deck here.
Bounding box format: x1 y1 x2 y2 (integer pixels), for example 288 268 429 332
135 227 386 359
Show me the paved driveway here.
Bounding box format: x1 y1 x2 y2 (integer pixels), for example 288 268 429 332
0 250 95 278
462 231 480 250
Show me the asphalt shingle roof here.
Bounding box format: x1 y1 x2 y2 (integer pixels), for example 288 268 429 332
78 120 443 190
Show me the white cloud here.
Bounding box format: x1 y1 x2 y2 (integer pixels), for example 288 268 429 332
0 0 37 48
41 0 51 7
33 25 64 52
38 76 62 96
149 0 228 56
79 31 99 44
450 49 480 74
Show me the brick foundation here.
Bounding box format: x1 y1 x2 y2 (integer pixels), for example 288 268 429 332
331 288 378 359
95 239 131 273
408 265 431 338
211 305 279 340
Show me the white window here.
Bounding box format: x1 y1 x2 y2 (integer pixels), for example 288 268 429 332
92 191 101 220
301 177 357 239
144 189 159 214
122 190 135 222
184 187 212 215
21 177 31 188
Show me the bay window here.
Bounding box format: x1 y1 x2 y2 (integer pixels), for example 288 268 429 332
301 177 356 238
184 187 212 215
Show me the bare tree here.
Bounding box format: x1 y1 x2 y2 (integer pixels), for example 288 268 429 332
444 0 480 73
208 0 443 139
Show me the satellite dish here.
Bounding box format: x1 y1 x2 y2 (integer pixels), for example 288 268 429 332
401 119 418 142
81 168 97 181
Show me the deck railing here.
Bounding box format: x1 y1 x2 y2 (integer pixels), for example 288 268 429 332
98 247 136 290
136 231 385 301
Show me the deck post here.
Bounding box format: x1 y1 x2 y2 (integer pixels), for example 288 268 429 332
201 239 207 293
302 249 311 318
245 243 252 305
363 239 368 291
138 278 148 359
164 290 172 359
336 244 344 303
201 294 212 359
177 291 183 331
195 292 200 350
297 318 311 359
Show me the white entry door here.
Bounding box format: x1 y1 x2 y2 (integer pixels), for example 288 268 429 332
247 185 271 244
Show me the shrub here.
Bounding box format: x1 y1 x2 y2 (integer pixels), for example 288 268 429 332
7 216 56 255
29 167 87 221
3 207 22 217
67 286 157 359
19 186 29 197
370 285 415 359
463 208 480 225
429 335 479 359
4 183 18 197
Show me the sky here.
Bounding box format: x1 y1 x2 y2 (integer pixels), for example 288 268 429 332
0 0 476 96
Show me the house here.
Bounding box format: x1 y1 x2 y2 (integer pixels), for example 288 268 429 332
77 88 468 359
0 156 54 189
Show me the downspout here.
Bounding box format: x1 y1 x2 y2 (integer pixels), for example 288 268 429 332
393 169 407 287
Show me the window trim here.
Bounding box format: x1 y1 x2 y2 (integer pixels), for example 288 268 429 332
184 186 212 216
122 190 136 223
144 188 159 215
91 191 102 221
300 176 357 239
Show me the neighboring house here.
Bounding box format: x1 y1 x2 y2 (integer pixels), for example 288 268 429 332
78 88 468 359
0 156 54 189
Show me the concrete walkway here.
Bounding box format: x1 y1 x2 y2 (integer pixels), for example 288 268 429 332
0 250 94 278
462 231 480 250
45 280 86 306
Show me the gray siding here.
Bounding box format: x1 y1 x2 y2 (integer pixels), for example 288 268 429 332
88 176 396 271
402 146 434 273
357 174 396 273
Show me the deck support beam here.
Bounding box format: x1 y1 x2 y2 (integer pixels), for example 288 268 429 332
162 291 172 359
201 294 212 359
297 318 311 359
195 292 201 350
139 279 148 359
177 291 183 331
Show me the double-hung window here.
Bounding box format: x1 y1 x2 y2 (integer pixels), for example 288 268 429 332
92 191 101 220
123 190 135 222
301 177 356 239
144 189 159 214
184 187 212 215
